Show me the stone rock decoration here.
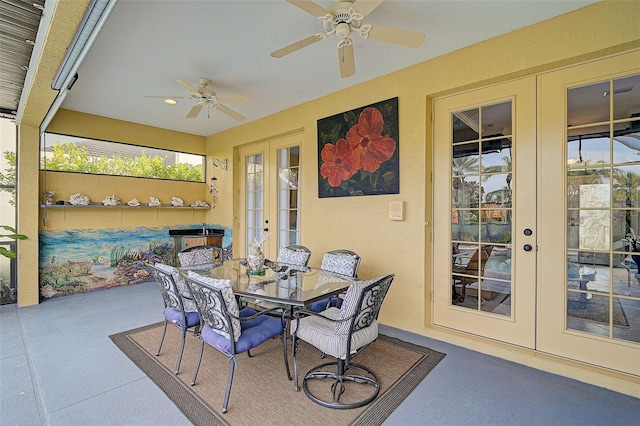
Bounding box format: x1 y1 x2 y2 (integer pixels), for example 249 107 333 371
171 196 184 207
148 196 161 206
69 193 90 206
102 194 120 206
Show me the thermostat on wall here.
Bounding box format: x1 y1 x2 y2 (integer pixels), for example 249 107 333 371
389 201 404 221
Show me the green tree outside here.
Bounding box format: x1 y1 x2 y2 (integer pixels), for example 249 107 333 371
42 142 203 181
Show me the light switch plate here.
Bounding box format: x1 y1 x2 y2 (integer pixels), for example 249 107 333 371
389 201 404 221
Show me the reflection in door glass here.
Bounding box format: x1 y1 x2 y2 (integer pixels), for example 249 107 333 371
565 73 640 344
451 101 512 316
277 146 301 247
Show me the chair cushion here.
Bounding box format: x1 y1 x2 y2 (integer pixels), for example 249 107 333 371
291 307 378 359
164 307 200 328
178 248 216 269
187 270 241 342
320 253 358 276
153 263 198 312
336 276 384 334
201 314 283 355
309 296 340 313
277 247 310 266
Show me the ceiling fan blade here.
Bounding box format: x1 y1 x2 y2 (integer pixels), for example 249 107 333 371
287 0 329 17
216 95 251 104
271 34 324 58
352 0 385 17
176 78 201 95
338 42 355 78
365 24 425 48
216 104 246 122
186 104 203 119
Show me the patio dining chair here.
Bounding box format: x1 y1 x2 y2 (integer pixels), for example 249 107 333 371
291 274 394 409
178 245 223 269
452 246 492 303
147 263 201 375
276 244 312 266
310 249 361 312
184 271 291 414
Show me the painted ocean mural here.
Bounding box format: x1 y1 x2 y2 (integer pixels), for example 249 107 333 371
39 224 232 300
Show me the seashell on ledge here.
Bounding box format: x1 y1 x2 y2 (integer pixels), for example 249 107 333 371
43 190 55 205
171 196 184 207
69 193 90 206
127 198 140 206
102 194 120 206
191 200 210 208
148 196 161 207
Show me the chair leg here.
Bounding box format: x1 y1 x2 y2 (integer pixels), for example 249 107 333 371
156 320 168 356
302 359 380 409
190 340 205 386
222 357 236 414
281 330 292 380
292 334 300 391
247 349 252 358
175 325 187 375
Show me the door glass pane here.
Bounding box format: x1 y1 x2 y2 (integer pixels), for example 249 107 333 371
276 146 300 248
453 108 479 143
452 143 479 176
567 81 610 126
613 75 640 121
481 138 512 171
451 100 513 316
246 153 264 252
565 73 640 342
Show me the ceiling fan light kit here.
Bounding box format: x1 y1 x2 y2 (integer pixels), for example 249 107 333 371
272 0 426 78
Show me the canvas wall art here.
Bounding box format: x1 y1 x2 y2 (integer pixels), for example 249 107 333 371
318 97 399 198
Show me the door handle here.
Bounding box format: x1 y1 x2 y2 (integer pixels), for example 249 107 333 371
523 244 533 252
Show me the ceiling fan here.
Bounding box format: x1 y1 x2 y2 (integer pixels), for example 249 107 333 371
271 0 426 78
145 78 250 121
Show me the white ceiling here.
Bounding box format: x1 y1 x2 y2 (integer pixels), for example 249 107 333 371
59 0 598 137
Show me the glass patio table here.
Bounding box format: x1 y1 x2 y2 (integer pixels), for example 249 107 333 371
179 259 357 311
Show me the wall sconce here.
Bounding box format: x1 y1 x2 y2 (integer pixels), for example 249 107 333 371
212 157 228 171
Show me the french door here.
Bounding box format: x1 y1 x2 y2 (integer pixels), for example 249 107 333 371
434 51 640 376
538 51 640 376
239 133 302 260
433 77 537 348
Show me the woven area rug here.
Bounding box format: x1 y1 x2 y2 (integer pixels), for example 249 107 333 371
110 322 445 426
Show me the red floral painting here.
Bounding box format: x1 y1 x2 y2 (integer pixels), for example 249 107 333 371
318 97 399 197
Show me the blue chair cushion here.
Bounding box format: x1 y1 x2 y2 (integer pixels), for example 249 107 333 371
309 296 341 313
201 314 283 355
164 307 200 328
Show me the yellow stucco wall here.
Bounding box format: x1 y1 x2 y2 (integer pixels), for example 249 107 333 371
16 124 41 306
